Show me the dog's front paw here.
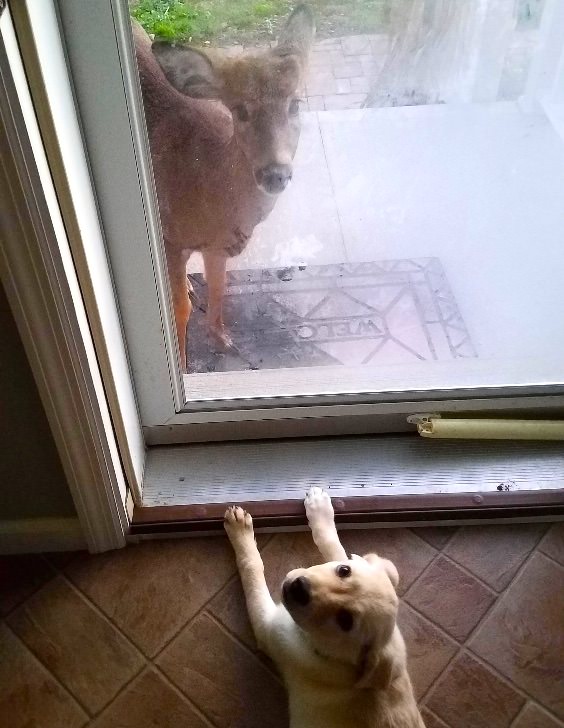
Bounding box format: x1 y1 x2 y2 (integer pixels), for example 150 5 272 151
305 486 335 529
224 505 255 548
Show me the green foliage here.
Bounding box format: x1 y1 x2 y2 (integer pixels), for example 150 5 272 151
130 0 391 45
131 0 210 41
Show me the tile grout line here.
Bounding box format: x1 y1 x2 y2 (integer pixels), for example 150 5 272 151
420 573 507 707
151 663 219 728
59 573 149 660
415 528 552 704
423 541 556 711
0 555 57 621
63 561 239 664
421 705 451 728
402 544 443 602
63 533 272 672
535 549 564 571
509 701 530 728
204 610 285 685
9 573 148 720
3 621 92 720
536 521 560 554
438 552 499 595
401 601 458 650
151 571 241 661
466 649 564 727
149 530 282 664
443 523 550 591
87 663 148 722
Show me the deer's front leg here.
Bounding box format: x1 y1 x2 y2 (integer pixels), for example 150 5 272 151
167 250 192 371
202 250 233 350
305 487 348 562
224 506 277 652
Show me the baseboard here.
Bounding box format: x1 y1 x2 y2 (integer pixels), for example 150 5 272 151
0 517 86 554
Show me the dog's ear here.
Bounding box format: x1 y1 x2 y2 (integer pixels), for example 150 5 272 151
355 641 402 690
362 553 399 589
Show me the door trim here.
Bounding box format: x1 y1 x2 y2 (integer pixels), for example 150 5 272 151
0 7 129 552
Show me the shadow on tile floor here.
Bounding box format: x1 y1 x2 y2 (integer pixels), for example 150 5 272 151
1 522 563 728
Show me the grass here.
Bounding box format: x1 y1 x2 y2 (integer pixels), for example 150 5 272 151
130 0 392 46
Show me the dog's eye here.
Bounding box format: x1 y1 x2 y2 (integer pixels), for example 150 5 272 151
233 105 250 122
336 608 354 632
336 564 351 578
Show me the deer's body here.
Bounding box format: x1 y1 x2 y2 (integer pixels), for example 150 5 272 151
133 9 314 367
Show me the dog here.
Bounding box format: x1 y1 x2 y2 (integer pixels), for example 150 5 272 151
224 487 425 728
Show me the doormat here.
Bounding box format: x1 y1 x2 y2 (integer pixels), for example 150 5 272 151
186 257 476 374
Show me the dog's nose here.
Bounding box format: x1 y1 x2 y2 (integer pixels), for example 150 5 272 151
283 575 311 606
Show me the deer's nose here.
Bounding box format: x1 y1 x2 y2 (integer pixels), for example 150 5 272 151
256 163 292 194
283 575 311 606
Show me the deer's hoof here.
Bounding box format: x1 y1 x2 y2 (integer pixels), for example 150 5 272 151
208 323 235 352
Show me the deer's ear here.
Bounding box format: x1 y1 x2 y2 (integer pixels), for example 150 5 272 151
276 4 315 58
152 43 223 99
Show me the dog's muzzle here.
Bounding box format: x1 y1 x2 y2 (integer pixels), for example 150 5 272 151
283 575 311 606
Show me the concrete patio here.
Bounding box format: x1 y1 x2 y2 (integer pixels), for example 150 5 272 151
187 100 564 381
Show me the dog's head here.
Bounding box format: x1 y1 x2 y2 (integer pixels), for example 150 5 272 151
282 553 400 687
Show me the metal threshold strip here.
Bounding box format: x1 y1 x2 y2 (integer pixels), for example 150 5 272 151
131 435 564 534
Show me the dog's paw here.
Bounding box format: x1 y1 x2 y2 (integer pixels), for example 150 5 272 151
305 487 335 528
224 505 254 546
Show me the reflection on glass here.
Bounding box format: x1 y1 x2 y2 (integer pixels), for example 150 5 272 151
131 0 564 397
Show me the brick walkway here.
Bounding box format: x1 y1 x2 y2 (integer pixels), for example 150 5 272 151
221 34 390 112
304 34 389 111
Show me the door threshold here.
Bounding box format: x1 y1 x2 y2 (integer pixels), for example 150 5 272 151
133 435 564 534
130 490 564 535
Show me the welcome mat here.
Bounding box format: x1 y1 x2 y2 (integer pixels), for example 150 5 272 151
186 258 476 374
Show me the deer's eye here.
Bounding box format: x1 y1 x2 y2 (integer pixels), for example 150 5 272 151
336 564 351 578
234 105 250 122
289 98 300 115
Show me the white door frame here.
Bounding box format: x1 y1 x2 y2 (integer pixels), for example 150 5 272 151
0 6 135 551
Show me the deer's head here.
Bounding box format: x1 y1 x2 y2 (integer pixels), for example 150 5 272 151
152 5 315 195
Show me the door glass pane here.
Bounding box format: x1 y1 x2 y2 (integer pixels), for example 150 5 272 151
129 0 564 405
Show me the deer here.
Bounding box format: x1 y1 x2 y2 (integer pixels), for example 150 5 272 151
133 6 315 370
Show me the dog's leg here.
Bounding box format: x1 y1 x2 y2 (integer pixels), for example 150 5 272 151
305 487 348 562
224 506 277 651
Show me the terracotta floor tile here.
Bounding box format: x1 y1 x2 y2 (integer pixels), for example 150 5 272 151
208 576 257 649
90 668 209 728
470 553 564 720
444 524 546 591
420 708 451 728
0 554 54 616
412 527 458 550
339 528 436 595
512 703 564 728
0 624 87 728
158 613 287 728
263 531 334 584
7 576 144 714
398 602 458 700
426 652 524 727
66 537 236 656
539 523 564 566
405 555 495 641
